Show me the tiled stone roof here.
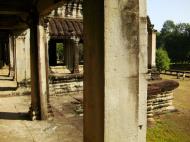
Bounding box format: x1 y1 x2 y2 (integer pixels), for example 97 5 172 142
49 18 83 39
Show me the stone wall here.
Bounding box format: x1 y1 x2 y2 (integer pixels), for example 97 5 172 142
49 73 83 95
14 73 83 96
49 81 83 95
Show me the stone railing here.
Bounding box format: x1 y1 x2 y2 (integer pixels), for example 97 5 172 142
161 70 190 79
147 80 179 122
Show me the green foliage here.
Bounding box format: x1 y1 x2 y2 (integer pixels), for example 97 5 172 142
156 48 170 71
56 43 64 60
157 20 190 63
161 20 175 34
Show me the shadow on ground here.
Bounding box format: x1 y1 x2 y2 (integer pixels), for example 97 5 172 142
0 112 30 120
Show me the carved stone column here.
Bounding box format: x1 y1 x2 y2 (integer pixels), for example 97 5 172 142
72 37 80 73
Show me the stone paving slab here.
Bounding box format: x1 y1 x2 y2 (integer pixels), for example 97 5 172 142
0 95 83 142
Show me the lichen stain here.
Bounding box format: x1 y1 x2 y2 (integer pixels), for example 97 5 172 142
119 0 139 49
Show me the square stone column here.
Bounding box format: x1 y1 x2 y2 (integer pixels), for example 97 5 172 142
72 36 80 73
65 38 74 72
148 30 156 69
15 30 30 82
29 12 49 120
84 0 147 142
8 36 14 77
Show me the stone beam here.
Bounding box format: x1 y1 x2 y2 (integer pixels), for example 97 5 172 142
0 11 27 15
0 25 28 30
0 16 28 30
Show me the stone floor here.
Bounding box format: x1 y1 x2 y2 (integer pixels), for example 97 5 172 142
0 94 83 142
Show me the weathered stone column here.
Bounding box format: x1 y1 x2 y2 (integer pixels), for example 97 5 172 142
15 32 28 82
8 36 14 77
29 12 49 120
151 31 156 68
65 38 74 72
38 19 49 120
148 28 156 68
24 30 31 80
84 0 147 142
72 37 80 73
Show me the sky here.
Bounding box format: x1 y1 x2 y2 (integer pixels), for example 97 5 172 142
147 0 190 31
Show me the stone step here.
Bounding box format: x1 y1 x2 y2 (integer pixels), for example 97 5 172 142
0 80 17 91
0 76 14 81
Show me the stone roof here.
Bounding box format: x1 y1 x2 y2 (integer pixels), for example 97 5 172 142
49 18 83 39
147 16 157 33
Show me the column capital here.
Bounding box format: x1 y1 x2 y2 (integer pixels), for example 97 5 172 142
17 31 27 40
71 36 80 43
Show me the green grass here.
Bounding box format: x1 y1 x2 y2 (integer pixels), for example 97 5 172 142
147 75 190 142
147 118 190 142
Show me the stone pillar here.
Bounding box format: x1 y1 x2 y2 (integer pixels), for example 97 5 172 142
151 31 156 67
38 19 49 120
13 37 17 80
29 12 49 120
72 37 80 73
14 30 30 82
65 39 74 72
63 40 67 65
15 32 28 82
24 30 31 80
8 36 14 77
148 30 156 69
84 0 147 142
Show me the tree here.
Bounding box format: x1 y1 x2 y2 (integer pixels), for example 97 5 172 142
156 48 170 71
161 20 175 34
56 43 64 61
157 20 190 63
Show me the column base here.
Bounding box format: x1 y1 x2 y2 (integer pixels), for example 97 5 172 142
28 106 40 120
47 103 54 120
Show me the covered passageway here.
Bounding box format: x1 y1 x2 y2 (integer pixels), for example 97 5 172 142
0 0 148 142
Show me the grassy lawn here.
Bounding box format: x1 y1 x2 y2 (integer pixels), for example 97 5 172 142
147 75 190 142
